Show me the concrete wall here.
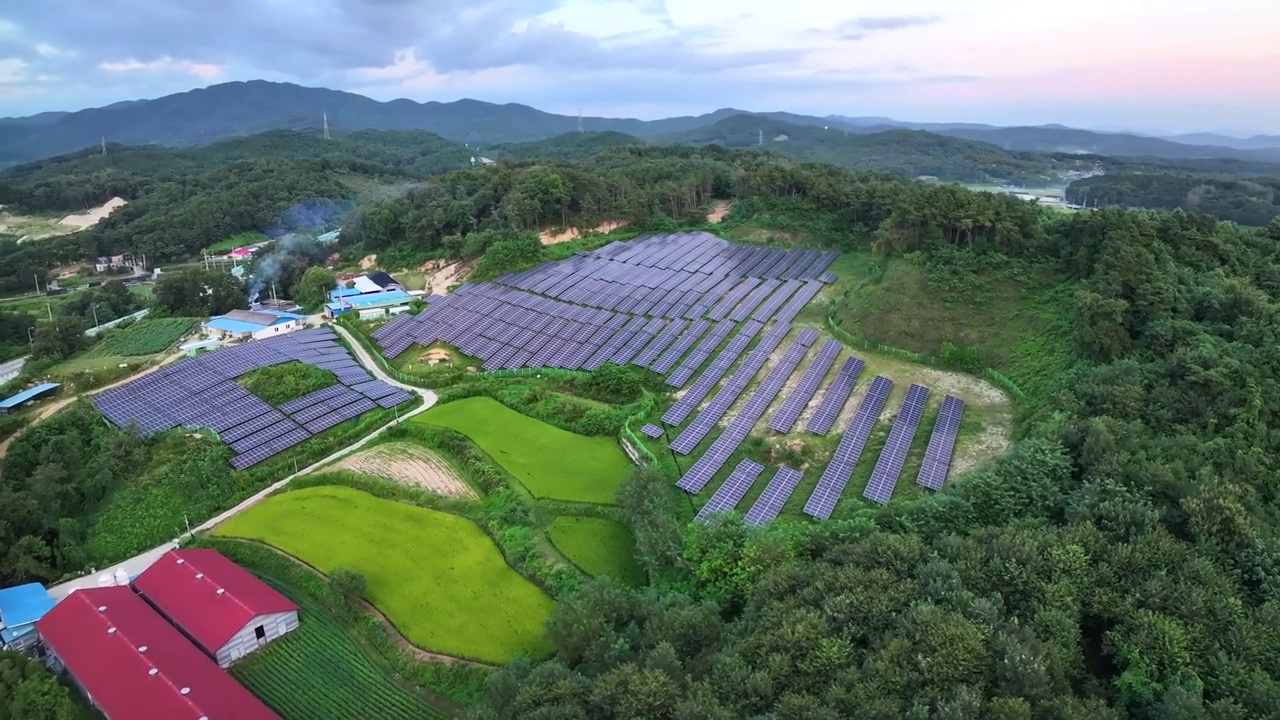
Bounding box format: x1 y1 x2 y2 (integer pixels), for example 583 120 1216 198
215 610 299 667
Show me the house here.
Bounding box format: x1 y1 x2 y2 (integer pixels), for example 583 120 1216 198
203 309 305 341
35 586 279 720
0 582 56 654
94 254 137 273
324 289 413 319
339 271 404 295
132 549 299 668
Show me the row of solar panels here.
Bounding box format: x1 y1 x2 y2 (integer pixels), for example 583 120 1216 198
93 328 413 469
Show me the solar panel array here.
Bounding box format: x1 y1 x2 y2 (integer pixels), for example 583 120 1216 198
370 231 836 378
694 459 765 524
93 328 410 469
744 466 804 526
768 339 842 433
639 423 664 439
917 395 965 491
671 325 811 454
805 357 866 435
863 384 930 504
662 321 764 425
666 319 743 388
674 327 810 490
802 375 894 520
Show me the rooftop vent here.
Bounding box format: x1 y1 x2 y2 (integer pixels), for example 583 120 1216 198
97 606 107 612
180 687 190 695
216 588 225 595
107 628 116 634
138 645 148 653
176 559 185 564
149 669 158 676
195 573 204 579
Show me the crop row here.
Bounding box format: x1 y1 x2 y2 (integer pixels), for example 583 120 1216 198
87 318 197 357
231 590 445 720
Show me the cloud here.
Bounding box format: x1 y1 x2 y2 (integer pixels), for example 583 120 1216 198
98 57 224 79
834 15 940 40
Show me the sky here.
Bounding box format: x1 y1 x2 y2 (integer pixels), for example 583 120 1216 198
1 0 1278 134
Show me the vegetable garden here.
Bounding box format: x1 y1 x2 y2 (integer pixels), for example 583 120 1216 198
85 317 197 357
230 578 446 720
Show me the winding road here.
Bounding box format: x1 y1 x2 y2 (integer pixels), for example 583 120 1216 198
49 322 437 599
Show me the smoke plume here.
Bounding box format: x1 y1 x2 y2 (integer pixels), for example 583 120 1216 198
266 199 353 238
247 234 322 303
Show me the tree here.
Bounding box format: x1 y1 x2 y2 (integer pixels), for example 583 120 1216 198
29 316 87 361
292 266 336 307
153 269 245 317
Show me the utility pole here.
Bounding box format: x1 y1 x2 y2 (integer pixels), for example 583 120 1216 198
101 137 107 156
34 273 40 295
91 303 100 330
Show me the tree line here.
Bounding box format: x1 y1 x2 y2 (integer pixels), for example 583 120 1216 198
1068 172 1280 226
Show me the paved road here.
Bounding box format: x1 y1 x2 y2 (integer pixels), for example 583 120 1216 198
50 323 436 598
0 356 27 384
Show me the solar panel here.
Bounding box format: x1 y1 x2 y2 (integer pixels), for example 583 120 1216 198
694 459 765 523
743 467 804 526
769 340 841 433
639 423 664 439
806 357 865 435
864 384 930 504
917 395 965 491
802 375 893 520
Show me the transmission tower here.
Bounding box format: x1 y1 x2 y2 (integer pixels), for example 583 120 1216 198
323 112 331 140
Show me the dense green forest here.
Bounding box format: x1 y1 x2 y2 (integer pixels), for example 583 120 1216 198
1068 172 1280 225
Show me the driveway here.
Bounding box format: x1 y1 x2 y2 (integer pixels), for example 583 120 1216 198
49 323 436 598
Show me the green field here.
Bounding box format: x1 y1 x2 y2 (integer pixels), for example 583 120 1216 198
215 485 555 664
85 318 197 357
238 361 337 406
413 396 631 504
546 517 644 586
230 577 446 720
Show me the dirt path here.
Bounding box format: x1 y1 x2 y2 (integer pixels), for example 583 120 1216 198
424 261 473 295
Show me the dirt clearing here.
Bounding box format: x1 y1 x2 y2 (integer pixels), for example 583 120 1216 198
334 443 477 499
539 221 627 245
59 197 128 230
422 260 473 295
707 202 733 223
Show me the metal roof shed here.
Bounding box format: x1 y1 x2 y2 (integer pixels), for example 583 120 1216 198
0 382 61 413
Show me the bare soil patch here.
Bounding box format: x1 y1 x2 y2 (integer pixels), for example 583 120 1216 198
334 443 477 499
539 220 627 246
59 197 128 230
422 260 473 295
359 254 378 269
707 201 733 223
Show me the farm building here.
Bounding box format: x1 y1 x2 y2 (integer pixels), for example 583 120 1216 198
0 582 56 654
0 382 60 415
203 309 305 341
331 271 405 300
324 289 413 319
133 549 299 667
35 586 279 720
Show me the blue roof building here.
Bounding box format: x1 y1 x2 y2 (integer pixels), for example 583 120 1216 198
324 290 413 318
0 382 60 414
203 309 307 339
0 582 56 652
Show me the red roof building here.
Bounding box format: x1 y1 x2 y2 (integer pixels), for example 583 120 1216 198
133 549 300 667
35 586 278 720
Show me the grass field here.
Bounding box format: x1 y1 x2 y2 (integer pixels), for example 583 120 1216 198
413 396 631 504
546 517 644 586
230 577 446 720
215 485 555 664
238 361 338 406
85 318 196 357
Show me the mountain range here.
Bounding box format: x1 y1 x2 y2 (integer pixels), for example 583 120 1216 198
1 80 1278 167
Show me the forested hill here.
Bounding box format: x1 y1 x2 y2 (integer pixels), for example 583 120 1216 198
1068 172 1280 226
662 115 1076 183
4 79 1280 168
